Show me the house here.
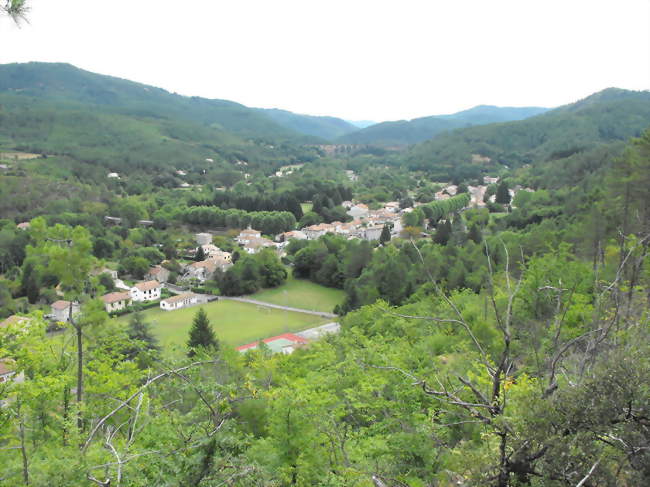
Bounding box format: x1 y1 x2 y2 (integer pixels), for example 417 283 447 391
195 233 213 246
185 255 232 282
92 267 118 280
303 223 334 240
176 170 187 176
236 333 309 354
16 222 30 230
277 230 307 242
483 176 499 185
51 301 81 322
242 237 277 254
130 281 161 302
160 292 203 311
145 265 170 283
137 220 154 227
384 201 400 212
100 292 132 313
0 315 32 331
0 359 23 385
201 244 232 261
104 216 122 225
236 228 262 244
347 203 369 218
363 226 384 241
107 172 120 179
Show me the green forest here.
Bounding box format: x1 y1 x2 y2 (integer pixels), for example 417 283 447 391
0 62 649 487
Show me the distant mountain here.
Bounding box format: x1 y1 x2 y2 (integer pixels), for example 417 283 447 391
256 108 358 140
346 120 376 129
437 105 549 124
0 62 306 141
405 88 650 176
338 105 549 146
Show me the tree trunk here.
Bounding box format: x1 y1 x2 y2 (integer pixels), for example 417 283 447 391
71 301 83 433
19 408 29 485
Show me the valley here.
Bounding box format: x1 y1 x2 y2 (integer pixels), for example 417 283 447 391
0 62 648 486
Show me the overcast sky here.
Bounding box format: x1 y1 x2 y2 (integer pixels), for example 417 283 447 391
1 0 648 122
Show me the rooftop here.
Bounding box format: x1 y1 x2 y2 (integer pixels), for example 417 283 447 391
101 291 131 304
134 280 161 292
161 293 197 305
236 333 309 353
51 300 71 310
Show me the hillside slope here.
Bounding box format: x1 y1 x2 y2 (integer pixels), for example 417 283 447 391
256 108 358 140
338 105 549 146
0 62 304 141
406 88 650 174
0 63 323 174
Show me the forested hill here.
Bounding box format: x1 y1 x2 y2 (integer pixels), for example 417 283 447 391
255 108 358 140
0 62 307 141
0 62 326 174
406 88 650 174
337 105 549 146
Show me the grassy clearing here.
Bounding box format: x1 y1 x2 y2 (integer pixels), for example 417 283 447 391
114 299 328 351
251 275 344 313
300 202 313 214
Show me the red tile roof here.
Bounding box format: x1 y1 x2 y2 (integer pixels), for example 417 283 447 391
134 280 160 292
51 300 71 310
101 292 131 304
236 333 309 352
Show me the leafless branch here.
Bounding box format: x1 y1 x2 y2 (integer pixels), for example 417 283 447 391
575 458 600 487
83 360 219 452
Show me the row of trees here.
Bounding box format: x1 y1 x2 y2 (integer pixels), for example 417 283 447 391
181 206 297 235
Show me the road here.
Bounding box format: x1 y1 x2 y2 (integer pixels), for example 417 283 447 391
217 296 338 319
295 322 340 340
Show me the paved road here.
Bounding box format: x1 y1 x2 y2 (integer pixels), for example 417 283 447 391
218 296 338 319
295 322 340 340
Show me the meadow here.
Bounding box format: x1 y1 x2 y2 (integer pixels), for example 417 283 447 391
115 299 329 351
250 275 344 313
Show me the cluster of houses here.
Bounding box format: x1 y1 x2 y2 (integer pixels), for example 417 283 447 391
435 177 532 208
294 201 404 243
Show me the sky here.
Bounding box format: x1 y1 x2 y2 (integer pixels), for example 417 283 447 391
1 0 649 122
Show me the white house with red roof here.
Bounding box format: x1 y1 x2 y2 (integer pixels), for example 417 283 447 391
51 300 81 322
130 281 161 302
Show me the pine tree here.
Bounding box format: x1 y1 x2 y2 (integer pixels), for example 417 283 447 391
195 245 206 262
495 181 511 205
126 311 160 360
468 223 483 244
379 225 391 244
187 308 219 356
433 220 452 245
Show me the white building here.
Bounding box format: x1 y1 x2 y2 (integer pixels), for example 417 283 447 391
363 226 384 241
51 301 81 322
195 233 213 246
130 281 161 302
236 228 262 245
0 359 24 385
160 292 203 311
347 204 369 218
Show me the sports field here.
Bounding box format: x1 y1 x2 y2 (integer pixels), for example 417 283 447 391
251 275 344 313
114 299 328 351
